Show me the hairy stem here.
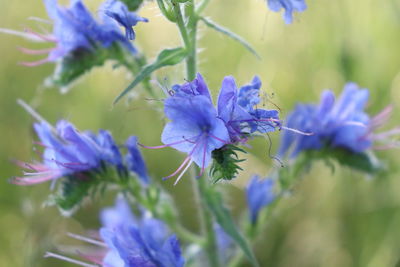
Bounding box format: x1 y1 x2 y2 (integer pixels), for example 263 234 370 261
196 172 220 267
172 0 197 80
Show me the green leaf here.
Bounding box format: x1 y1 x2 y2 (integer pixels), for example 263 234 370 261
210 144 246 183
204 187 259 267
52 174 100 215
114 47 187 104
329 149 381 174
120 0 143 11
200 17 260 60
46 43 138 93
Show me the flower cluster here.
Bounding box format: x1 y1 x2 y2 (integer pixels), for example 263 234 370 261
45 196 184 267
21 0 147 66
266 0 307 24
100 197 184 267
279 83 399 158
142 73 281 184
12 119 148 186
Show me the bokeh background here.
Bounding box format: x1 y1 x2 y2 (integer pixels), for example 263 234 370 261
1 0 400 266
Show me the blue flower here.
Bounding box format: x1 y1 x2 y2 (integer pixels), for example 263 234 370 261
141 74 280 184
267 0 307 24
246 176 275 224
101 0 148 40
214 224 235 264
100 197 185 267
278 83 375 157
12 120 123 185
19 0 145 66
218 75 281 142
171 73 213 102
125 136 149 184
160 95 229 184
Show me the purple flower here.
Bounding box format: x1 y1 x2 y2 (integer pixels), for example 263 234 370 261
19 0 145 66
218 75 281 142
141 74 280 184
100 197 185 267
12 120 129 185
101 0 148 40
267 0 307 24
125 136 149 184
160 95 229 184
279 83 400 157
215 224 235 264
44 197 184 267
246 176 275 224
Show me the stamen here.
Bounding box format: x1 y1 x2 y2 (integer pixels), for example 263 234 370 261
372 127 400 140
17 99 54 129
18 46 54 55
197 141 208 178
342 121 367 128
208 133 229 144
44 252 98 267
139 139 192 149
370 105 393 129
162 155 192 180
163 135 203 182
24 28 57 42
19 58 49 67
11 172 59 185
174 159 194 186
281 126 313 136
0 28 44 42
67 233 107 247
27 17 53 24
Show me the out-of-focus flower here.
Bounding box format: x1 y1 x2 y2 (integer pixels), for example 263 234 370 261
160 95 229 184
279 83 400 157
101 0 148 40
218 75 281 142
100 197 185 267
125 136 149 184
45 197 184 267
11 119 148 186
266 0 307 24
141 73 281 184
20 0 145 66
246 176 275 224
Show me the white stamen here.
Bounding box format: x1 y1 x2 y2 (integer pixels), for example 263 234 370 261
27 16 52 24
17 99 56 131
44 252 99 267
281 126 313 136
372 127 400 140
174 159 194 186
0 28 44 42
67 232 107 247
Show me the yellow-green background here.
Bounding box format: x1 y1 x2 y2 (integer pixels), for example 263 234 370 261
1 0 400 266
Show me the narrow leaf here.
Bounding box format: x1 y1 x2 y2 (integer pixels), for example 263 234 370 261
114 47 187 104
204 187 259 267
200 17 260 60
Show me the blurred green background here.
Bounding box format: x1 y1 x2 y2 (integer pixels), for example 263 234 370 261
1 0 400 266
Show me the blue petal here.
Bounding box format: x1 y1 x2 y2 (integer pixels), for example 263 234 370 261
125 136 149 184
246 176 275 224
102 0 148 40
171 73 213 102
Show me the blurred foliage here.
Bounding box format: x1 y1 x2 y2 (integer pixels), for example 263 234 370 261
0 0 400 266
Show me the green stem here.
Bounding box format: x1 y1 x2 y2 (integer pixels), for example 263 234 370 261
172 0 197 80
229 157 311 266
196 173 220 267
196 0 210 14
